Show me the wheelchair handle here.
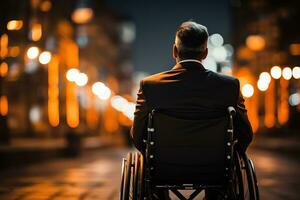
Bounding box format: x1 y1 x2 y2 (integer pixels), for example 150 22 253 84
227 106 236 116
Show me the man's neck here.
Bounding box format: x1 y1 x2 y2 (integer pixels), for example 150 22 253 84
178 59 202 64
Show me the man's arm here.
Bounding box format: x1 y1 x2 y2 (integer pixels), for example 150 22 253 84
235 80 253 152
130 80 148 151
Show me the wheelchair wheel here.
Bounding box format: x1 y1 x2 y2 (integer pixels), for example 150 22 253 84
242 154 260 200
119 152 144 200
133 152 144 199
230 150 245 200
120 153 133 200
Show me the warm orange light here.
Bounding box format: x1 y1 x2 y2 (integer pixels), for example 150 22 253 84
7 20 23 30
265 80 275 128
270 66 281 79
71 8 94 24
40 0 52 12
65 41 80 128
246 35 265 51
0 62 8 77
31 23 42 41
0 34 8 58
48 56 60 127
0 96 8 116
278 79 289 125
9 46 20 57
66 81 79 128
289 43 300 56
86 88 99 129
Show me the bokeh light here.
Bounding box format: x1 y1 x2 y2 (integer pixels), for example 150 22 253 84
259 72 271 84
27 46 39 59
257 79 269 91
242 83 254 98
212 46 227 62
270 66 281 79
210 33 224 47
39 51 52 64
282 67 292 80
92 82 111 100
7 20 23 31
66 68 80 82
246 35 265 51
289 93 300 106
72 8 94 24
292 66 300 79
75 72 88 86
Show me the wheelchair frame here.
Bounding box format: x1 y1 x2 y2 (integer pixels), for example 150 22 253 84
120 107 259 200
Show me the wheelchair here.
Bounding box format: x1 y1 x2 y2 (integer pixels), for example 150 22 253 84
120 107 259 200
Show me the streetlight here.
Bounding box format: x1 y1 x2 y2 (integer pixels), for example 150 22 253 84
282 67 292 80
39 51 52 64
270 66 281 79
242 83 254 98
27 46 39 59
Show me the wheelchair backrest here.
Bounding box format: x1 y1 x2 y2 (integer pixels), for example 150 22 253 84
147 111 232 185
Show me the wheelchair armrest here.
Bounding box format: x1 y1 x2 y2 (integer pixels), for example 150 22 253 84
227 106 236 116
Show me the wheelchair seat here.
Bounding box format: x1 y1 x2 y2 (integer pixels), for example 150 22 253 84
151 112 228 185
120 106 259 200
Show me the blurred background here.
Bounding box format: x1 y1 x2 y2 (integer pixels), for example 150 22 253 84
0 0 300 199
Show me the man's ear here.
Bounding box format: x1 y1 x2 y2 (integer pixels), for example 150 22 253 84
202 48 208 60
173 44 178 60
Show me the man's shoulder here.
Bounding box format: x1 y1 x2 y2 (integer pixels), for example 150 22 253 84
141 70 173 85
208 70 239 85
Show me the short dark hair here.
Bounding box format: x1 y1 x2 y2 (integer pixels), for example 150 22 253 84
175 21 209 59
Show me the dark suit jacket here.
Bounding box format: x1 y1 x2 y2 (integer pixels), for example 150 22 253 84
131 61 253 152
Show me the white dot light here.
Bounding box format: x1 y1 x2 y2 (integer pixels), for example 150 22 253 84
282 67 292 80
39 51 52 64
210 33 224 47
292 66 300 79
259 72 271 84
75 72 88 86
289 93 300 106
27 46 39 59
66 68 80 82
270 66 281 79
242 83 254 98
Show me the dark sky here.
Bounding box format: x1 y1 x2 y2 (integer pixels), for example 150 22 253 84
105 0 231 74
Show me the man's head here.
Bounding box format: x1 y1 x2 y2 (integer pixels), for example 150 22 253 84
173 21 209 62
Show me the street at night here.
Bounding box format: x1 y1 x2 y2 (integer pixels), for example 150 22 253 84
0 146 299 200
1 0 300 199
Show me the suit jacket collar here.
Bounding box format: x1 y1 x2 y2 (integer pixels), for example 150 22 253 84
172 61 206 71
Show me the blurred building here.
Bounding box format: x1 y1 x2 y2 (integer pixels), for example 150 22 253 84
0 0 134 143
232 0 300 132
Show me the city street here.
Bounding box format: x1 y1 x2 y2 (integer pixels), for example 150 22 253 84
0 147 299 200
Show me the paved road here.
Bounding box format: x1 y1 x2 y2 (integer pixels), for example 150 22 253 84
0 147 299 200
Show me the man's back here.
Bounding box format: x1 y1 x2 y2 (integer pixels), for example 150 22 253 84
131 61 253 152
142 62 239 120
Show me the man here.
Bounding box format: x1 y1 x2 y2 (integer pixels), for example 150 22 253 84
131 21 253 199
